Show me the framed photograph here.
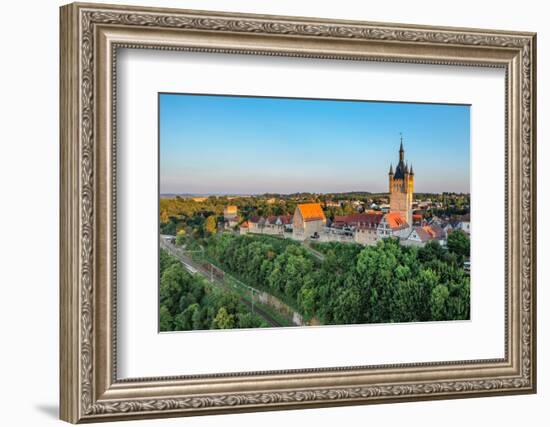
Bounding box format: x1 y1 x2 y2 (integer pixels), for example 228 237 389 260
60 2 537 423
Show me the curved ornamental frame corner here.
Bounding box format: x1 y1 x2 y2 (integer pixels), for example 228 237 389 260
59 2 536 423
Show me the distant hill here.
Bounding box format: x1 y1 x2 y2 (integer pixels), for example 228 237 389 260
160 191 470 199
159 192 374 199
160 193 253 199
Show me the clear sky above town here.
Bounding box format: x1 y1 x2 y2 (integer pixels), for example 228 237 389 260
159 93 470 195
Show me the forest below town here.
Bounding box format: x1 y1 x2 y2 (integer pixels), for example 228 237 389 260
204 232 470 325
159 249 269 331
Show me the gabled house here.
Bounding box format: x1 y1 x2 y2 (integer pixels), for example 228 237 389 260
247 215 293 235
248 216 265 233
406 224 446 246
292 203 326 240
263 215 292 235
328 212 384 245
351 213 384 245
377 212 411 239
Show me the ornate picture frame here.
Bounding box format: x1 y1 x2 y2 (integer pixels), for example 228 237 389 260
60 2 536 423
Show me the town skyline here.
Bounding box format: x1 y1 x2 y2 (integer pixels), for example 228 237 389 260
160 93 470 194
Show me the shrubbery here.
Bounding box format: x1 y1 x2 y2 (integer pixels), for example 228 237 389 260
205 234 470 324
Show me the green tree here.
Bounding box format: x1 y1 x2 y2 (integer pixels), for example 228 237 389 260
430 284 450 320
212 307 235 329
174 303 200 330
205 215 218 235
159 305 173 331
415 268 440 321
418 240 445 263
160 263 189 314
332 286 362 324
160 249 178 272
160 220 176 236
447 230 470 260
192 306 207 330
175 228 186 246
237 312 266 328
298 285 317 319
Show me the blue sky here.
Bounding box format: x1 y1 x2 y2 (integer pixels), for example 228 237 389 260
159 93 470 194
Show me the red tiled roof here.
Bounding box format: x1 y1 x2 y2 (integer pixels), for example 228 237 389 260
279 215 293 225
413 226 432 242
423 224 445 240
333 215 348 224
260 215 293 225
266 216 278 224
385 212 409 229
334 213 383 228
240 221 249 228
412 224 445 242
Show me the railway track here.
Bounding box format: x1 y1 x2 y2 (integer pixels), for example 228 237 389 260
160 237 282 327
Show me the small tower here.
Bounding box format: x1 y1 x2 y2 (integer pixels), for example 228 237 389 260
389 135 414 225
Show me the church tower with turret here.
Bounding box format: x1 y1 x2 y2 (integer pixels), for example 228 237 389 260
388 135 414 225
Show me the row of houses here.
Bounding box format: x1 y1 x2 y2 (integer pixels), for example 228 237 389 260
231 203 468 247
240 215 293 235
321 199 467 217
429 214 471 235
312 209 449 247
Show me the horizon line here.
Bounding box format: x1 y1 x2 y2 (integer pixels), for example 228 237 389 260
160 191 471 197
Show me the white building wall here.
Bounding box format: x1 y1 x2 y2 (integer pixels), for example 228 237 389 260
354 229 379 245
303 220 325 237
393 226 412 239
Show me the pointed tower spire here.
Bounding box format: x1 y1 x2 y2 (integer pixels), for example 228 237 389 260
389 163 394 175
405 162 409 174
410 164 414 175
399 133 405 162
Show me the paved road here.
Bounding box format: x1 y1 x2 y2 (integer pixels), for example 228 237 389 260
160 237 282 327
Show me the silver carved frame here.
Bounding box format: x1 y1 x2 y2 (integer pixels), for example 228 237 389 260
60 2 537 423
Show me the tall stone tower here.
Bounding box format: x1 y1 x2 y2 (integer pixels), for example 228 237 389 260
388 136 414 225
